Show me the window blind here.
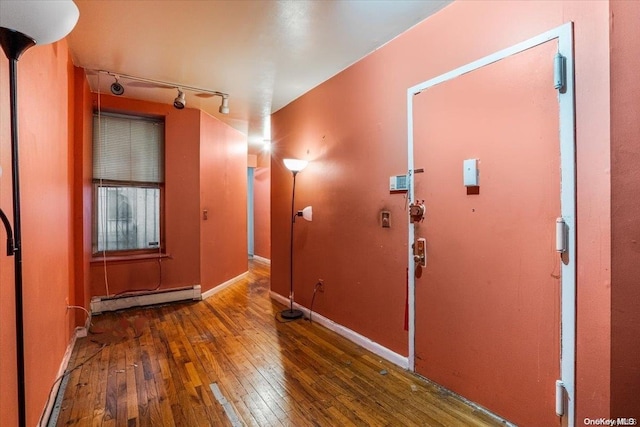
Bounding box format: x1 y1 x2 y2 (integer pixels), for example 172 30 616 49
93 113 165 183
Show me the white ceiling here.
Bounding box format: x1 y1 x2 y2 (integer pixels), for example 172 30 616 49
66 0 451 150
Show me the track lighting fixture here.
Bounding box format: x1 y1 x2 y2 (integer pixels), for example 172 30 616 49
90 69 230 114
110 76 124 95
219 96 229 114
173 89 186 109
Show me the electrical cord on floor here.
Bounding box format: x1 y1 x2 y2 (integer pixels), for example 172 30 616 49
67 305 92 330
37 343 107 427
308 281 323 324
113 257 163 297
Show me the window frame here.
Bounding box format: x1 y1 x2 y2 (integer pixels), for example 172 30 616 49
91 112 166 258
91 180 166 257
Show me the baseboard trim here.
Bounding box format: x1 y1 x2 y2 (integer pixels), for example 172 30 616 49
41 328 82 426
90 285 201 314
250 255 271 265
201 271 249 300
270 291 409 369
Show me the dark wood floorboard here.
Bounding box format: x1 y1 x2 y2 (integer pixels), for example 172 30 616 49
55 260 503 426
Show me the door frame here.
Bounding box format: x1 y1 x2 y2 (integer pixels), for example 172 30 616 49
247 167 255 257
406 22 575 424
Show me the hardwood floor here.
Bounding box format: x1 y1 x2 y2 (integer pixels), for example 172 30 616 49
55 261 503 426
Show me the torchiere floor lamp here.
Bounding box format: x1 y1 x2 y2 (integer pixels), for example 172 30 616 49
0 2 79 426
281 158 312 320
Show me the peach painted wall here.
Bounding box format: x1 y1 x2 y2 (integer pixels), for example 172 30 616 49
0 40 76 425
271 0 615 420
87 95 247 295
609 0 640 416
199 110 248 288
73 67 93 324
88 96 202 295
253 152 271 259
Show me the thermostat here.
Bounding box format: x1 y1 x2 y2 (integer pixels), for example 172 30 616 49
390 174 408 192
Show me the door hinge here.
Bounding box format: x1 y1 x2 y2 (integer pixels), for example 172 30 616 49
556 379 565 416
556 217 567 253
554 53 567 91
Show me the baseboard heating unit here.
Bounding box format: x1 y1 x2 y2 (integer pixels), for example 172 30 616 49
90 285 201 314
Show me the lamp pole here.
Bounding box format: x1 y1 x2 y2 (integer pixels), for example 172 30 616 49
281 169 303 319
0 27 37 427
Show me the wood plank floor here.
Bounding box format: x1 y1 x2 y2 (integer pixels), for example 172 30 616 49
55 261 503 426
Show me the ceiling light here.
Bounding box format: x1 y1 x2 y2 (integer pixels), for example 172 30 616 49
92 70 229 113
219 96 229 114
110 76 124 96
174 89 186 109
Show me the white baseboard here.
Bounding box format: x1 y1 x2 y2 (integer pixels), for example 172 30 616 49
250 255 271 265
90 285 201 314
270 291 409 370
40 328 82 426
201 271 249 300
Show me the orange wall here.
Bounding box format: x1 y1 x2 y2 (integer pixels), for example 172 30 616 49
609 0 640 416
199 110 248 288
0 41 76 425
86 95 247 295
73 67 94 323
253 152 271 259
88 96 202 295
271 0 615 419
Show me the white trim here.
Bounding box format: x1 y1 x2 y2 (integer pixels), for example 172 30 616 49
250 255 271 265
407 22 575 425
201 271 249 300
270 291 409 369
40 329 80 426
90 285 202 314
557 22 576 427
407 91 416 371
408 24 568 95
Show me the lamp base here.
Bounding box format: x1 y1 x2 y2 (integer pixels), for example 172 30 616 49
280 308 303 320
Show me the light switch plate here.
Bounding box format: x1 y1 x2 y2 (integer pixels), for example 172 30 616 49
463 159 478 187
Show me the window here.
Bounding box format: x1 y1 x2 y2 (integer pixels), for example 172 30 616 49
93 113 165 254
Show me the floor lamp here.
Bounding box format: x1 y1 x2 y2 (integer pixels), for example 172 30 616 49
0 2 79 426
281 158 312 320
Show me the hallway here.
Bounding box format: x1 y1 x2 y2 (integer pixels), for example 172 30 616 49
54 261 502 426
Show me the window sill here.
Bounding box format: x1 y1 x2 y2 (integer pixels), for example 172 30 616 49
91 253 171 264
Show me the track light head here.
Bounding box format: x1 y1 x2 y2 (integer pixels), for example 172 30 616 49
110 77 124 96
174 89 186 109
219 96 229 114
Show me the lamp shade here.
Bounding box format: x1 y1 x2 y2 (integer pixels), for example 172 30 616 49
283 158 308 172
300 206 313 222
0 0 79 45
